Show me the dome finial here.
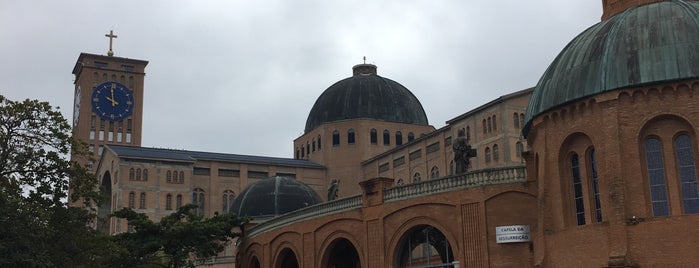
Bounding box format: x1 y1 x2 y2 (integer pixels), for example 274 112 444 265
363 56 366 64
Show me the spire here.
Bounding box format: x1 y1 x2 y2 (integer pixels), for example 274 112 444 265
601 0 663 20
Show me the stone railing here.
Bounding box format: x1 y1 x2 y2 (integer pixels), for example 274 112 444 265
193 255 235 266
245 166 526 239
383 165 527 202
246 194 363 238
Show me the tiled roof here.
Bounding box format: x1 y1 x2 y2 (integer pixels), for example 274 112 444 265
106 145 325 169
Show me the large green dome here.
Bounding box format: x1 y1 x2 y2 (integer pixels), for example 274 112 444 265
524 0 699 136
304 64 429 133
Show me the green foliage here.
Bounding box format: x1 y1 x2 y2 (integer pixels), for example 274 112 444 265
0 95 104 267
111 204 247 268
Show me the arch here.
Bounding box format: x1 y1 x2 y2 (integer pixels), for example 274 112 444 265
143 169 148 181
396 131 403 146
318 135 322 150
128 191 135 208
167 170 172 183
348 129 356 144
408 132 415 142
179 171 185 183
275 247 300 268
430 166 440 179
166 194 173 210
193 188 205 215
393 224 455 268
493 144 499 162
492 115 497 131
332 130 340 146
558 132 597 225
97 171 112 234
383 130 391 145
320 235 362 268
139 192 146 209
223 190 235 213
485 147 491 163
412 172 421 183
249 255 261 268
514 113 520 128
370 128 378 144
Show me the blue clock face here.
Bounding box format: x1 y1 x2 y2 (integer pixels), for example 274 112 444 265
91 81 134 122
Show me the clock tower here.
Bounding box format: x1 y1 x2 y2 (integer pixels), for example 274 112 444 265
71 31 148 171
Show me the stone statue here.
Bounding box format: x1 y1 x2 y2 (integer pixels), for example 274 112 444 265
327 179 339 201
453 129 477 174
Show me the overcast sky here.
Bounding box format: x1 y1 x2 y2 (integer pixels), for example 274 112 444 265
1 0 601 158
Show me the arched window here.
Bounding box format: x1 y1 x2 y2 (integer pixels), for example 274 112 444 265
520 114 525 129
120 75 126 83
589 149 602 222
571 154 585 225
143 169 148 181
430 166 440 179
176 194 183 209
485 147 491 163
487 117 492 133
166 194 173 210
223 190 235 213
301 145 305 158
493 144 499 162
92 72 98 85
318 135 322 150
396 131 403 146
482 119 487 134
111 74 116 81
413 172 421 183
102 73 107 82
128 76 134 88
193 188 205 215
179 171 184 183
332 130 340 146
383 130 390 146
397 225 454 267
173 171 179 183
348 129 355 144
296 149 300 159
129 168 135 180
167 171 172 183
312 139 316 152
306 142 310 155
370 129 378 144
408 132 415 142
128 192 135 208
644 138 669 216
139 192 146 209
492 115 497 131
136 168 141 181
674 134 699 214
513 113 520 129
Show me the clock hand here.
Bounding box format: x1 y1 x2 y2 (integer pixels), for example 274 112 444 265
105 96 119 106
110 84 117 106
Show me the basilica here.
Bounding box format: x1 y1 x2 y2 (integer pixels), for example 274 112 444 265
71 0 699 267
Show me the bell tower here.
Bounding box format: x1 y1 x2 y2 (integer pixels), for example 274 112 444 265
71 31 148 171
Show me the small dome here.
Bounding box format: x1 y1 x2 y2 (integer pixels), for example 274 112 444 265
524 0 699 136
304 64 429 133
231 176 322 218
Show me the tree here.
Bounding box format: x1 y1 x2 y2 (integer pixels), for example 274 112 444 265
111 204 247 268
0 95 105 267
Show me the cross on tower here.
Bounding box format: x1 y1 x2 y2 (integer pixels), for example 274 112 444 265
105 30 118 57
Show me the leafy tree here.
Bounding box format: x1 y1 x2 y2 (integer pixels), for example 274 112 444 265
111 204 246 268
0 95 104 267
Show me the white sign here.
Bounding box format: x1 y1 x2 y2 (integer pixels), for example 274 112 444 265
495 225 531 244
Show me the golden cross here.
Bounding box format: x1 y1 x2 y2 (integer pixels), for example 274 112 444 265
105 30 118 56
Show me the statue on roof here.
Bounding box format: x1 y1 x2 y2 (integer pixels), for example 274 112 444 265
453 129 477 174
327 179 339 201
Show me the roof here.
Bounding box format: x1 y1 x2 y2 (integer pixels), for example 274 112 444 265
105 145 325 169
231 176 322 218
523 0 699 136
304 65 429 133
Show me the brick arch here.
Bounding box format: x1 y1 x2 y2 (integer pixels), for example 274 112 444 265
240 242 263 268
275 246 300 268
386 215 461 267
318 231 363 268
270 232 303 268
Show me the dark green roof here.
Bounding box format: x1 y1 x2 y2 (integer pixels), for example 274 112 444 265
304 65 429 133
231 176 322 218
105 145 324 169
524 0 699 136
